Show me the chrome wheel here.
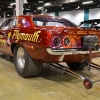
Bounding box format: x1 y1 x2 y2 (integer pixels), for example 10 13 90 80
17 47 25 69
14 45 43 77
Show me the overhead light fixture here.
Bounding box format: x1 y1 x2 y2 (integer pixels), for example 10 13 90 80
0 8 1 10
45 9 47 12
62 7 64 10
10 0 28 6
38 0 44 3
25 8 30 10
44 2 52 6
10 3 16 6
8 6 13 8
24 0 28 4
82 1 93 5
76 6 80 9
37 7 43 10
7 14 10 16
60 5 62 6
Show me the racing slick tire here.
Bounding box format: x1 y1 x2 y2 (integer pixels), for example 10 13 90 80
13 44 43 78
67 62 82 70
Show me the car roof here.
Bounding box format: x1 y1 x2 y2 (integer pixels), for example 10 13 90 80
12 14 65 20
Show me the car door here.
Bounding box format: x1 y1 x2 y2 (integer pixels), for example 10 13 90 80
0 18 17 55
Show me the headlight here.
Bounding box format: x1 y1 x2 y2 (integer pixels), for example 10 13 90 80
64 38 70 46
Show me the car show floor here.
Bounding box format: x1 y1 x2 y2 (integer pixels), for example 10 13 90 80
0 54 100 100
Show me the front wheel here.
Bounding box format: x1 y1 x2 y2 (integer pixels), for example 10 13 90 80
14 45 43 77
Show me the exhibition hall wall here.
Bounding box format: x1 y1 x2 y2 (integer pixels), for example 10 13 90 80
46 8 100 25
0 8 100 25
89 8 100 19
59 10 84 25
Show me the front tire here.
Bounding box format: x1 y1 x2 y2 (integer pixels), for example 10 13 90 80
14 45 43 77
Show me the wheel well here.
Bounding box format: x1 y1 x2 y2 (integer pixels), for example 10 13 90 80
11 43 17 53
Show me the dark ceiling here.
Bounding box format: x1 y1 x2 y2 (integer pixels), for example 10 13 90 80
0 0 100 17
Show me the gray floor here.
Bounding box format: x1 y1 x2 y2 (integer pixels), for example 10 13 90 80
0 54 100 100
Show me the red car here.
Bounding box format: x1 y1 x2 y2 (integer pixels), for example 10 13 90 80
0 14 100 78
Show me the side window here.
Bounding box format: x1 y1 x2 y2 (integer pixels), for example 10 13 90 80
35 21 43 26
0 18 16 30
16 18 30 27
21 19 30 27
16 19 23 27
9 19 16 28
0 19 11 30
33 20 44 26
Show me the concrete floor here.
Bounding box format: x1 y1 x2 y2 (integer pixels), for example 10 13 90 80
0 54 100 100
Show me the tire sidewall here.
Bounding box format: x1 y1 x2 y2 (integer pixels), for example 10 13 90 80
14 45 29 77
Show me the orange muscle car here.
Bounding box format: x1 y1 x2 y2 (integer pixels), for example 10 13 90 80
0 14 100 78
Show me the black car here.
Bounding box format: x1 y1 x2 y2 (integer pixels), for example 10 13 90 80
79 19 100 30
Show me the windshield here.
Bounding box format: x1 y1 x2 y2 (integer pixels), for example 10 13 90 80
33 17 77 27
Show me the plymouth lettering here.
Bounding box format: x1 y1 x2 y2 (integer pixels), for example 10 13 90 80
12 30 41 42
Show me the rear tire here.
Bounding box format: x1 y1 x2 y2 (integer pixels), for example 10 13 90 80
14 44 43 77
67 62 82 70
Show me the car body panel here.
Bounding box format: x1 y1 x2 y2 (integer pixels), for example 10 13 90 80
0 15 100 63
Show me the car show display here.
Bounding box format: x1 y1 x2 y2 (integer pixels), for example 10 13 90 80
0 14 100 89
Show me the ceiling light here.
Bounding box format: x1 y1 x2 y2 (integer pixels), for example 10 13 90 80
37 7 43 10
38 0 44 3
8 6 13 8
24 0 28 4
45 9 47 12
34 11 36 12
0 8 1 10
62 7 64 10
25 9 30 10
76 6 80 9
82 1 93 5
60 5 62 6
7 14 10 16
10 3 16 6
44 2 52 6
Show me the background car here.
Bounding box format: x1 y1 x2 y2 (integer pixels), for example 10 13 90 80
79 19 100 30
